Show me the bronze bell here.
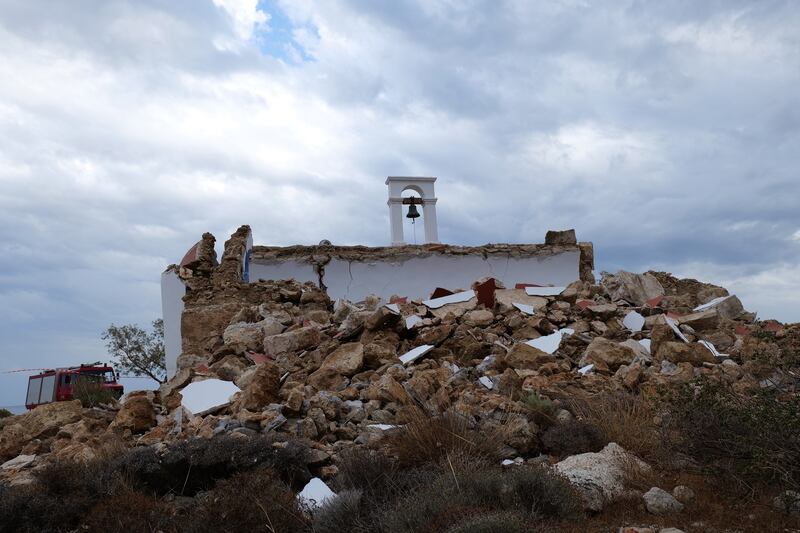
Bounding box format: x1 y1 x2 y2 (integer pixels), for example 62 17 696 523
406 203 420 219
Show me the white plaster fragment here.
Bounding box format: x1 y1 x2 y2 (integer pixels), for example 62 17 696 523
699 340 726 358
479 376 494 389
525 331 563 354
367 424 399 431
384 303 401 314
513 302 536 315
622 311 645 332
665 316 689 343
298 477 336 509
559 327 575 336
180 379 241 416
525 286 566 296
422 290 475 309
405 315 423 329
399 344 435 365
694 295 730 312
501 459 515 466
638 339 651 353
578 364 594 375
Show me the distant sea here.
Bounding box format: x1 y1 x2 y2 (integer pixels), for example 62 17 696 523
0 405 26 415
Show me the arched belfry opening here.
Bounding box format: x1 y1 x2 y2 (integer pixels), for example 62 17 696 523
386 176 439 246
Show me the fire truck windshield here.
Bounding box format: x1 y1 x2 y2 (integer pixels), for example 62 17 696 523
77 370 116 383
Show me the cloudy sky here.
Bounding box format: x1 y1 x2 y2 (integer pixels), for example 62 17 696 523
1 0 799 407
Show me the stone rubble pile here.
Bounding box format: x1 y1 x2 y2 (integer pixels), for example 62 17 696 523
1 228 797 525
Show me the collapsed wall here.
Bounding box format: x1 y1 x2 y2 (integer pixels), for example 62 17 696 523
161 226 594 378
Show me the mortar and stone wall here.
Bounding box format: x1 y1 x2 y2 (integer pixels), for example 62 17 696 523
161 225 594 378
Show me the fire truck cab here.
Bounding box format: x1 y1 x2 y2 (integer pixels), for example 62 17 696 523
25 363 124 409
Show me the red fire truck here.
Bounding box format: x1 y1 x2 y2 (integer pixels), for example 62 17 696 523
25 363 124 409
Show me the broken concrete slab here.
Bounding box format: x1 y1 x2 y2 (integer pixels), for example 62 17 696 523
664 316 689 343
513 302 536 315
298 477 336 509
525 286 566 296
405 315 423 329
623 311 645 332
180 379 241 416
479 376 494 389
423 290 475 309
399 344 435 365
525 330 564 354
698 340 726 358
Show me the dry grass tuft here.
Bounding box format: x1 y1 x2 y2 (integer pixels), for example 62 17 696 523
385 408 506 467
568 391 660 461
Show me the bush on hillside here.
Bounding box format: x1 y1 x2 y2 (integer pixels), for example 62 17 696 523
662 378 800 492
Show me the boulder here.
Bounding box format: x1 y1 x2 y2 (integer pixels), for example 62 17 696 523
319 342 364 376
263 326 320 355
464 309 495 327
678 309 719 331
555 442 650 511
307 367 349 391
696 294 744 320
601 271 664 306
579 338 636 373
586 303 618 320
657 342 715 366
364 307 400 331
643 487 684 515
0 400 83 460
111 394 156 433
223 318 284 352
504 343 552 370
545 229 577 245
238 361 281 411
649 322 674 358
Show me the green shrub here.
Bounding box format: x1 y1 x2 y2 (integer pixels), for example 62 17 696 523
541 419 607 458
181 466 309 533
662 378 800 491
522 392 557 426
72 380 117 407
444 511 530 533
0 408 13 418
380 462 582 532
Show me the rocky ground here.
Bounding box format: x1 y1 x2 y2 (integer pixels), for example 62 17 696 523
1 255 799 532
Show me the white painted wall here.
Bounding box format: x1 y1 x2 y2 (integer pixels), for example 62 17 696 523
161 269 185 378
250 250 580 302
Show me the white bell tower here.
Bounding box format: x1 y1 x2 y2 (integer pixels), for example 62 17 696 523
386 176 439 246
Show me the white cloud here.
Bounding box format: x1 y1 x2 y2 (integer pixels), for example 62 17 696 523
0 0 799 407
212 0 269 51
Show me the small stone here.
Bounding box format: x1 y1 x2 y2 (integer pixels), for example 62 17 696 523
643 487 684 515
672 485 694 504
464 309 494 327
773 490 800 515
